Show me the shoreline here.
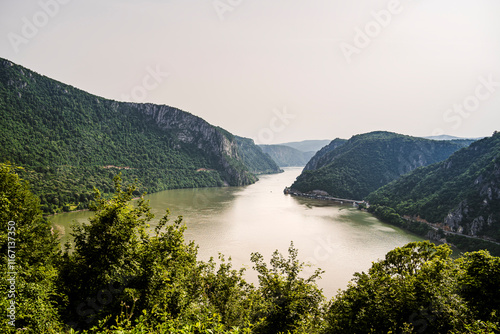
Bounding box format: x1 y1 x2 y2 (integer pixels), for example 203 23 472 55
283 187 365 206
44 196 142 217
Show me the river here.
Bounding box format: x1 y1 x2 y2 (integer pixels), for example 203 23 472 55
49 167 422 297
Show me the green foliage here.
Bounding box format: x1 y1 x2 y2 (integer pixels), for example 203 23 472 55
0 58 269 214
3 165 500 333
302 138 347 171
457 250 500 323
367 132 500 242
0 163 62 333
292 131 471 200
446 234 500 257
235 137 282 174
58 177 326 332
250 243 325 334
57 175 154 328
203 254 256 327
324 242 498 334
368 204 431 236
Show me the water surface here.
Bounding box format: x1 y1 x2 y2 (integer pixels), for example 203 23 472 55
49 167 422 297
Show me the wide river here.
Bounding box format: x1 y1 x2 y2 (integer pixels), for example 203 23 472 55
49 167 422 297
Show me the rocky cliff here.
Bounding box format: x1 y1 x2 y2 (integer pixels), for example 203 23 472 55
0 57 263 212
368 132 500 241
290 131 472 200
127 103 258 185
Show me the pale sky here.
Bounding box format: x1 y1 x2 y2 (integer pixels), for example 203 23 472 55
1 0 499 144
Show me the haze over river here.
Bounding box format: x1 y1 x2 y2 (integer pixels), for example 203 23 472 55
49 167 422 297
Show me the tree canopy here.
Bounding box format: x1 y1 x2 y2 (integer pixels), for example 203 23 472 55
1 163 500 333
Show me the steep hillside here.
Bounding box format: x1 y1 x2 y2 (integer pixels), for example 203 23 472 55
290 131 471 200
259 144 315 167
235 136 282 174
367 132 500 241
302 138 347 171
0 58 265 213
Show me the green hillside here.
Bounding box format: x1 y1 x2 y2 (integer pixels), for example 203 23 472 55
259 144 315 167
302 138 347 171
0 58 271 213
367 132 500 242
290 131 472 200
235 136 282 174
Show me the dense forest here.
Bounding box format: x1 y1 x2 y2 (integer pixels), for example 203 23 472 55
258 144 315 167
0 58 280 214
291 131 474 200
301 138 347 171
1 163 500 333
367 132 500 243
235 136 282 173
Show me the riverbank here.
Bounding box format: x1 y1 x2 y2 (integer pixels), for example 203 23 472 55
284 187 500 256
283 187 365 206
367 204 500 256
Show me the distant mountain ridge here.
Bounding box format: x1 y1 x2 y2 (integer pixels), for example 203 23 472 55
423 135 484 141
302 138 347 171
236 137 282 173
290 131 473 200
0 57 277 213
277 139 331 153
367 132 500 242
259 144 315 167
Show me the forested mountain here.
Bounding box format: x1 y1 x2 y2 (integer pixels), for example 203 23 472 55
259 144 315 167
290 131 472 200
302 138 347 171
424 134 482 142
0 58 275 213
367 132 500 242
278 139 331 152
235 136 282 173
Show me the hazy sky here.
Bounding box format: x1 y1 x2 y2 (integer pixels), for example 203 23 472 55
1 0 499 144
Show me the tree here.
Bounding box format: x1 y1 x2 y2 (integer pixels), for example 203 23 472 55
324 241 471 333
58 174 154 328
457 250 500 323
250 242 325 334
202 254 255 328
0 162 62 333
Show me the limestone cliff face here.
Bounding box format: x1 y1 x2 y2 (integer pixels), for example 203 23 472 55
443 160 500 238
368 132 500 242
128 103 256 186
291 131 468 200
